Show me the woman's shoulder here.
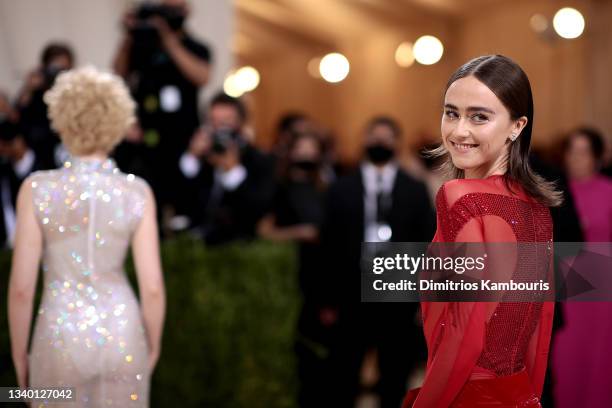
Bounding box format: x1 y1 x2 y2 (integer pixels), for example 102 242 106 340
437 176 501 208
110 171 151 203
436 175 535 211
27 169 65 195
109 172 150 224
28 168 62 182
113 170 149 188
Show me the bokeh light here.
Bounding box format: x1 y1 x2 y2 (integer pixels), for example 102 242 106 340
223 66 260 97
395 42 415 68
553 7 585 39
530 14 549 33
234 66 260 92
319 53 350 83
413 35 444 65
223 71 243 97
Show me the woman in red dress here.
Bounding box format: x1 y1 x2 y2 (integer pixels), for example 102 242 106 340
403 55 561 407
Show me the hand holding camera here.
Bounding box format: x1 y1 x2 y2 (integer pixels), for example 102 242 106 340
188 127 212 158
148 16 178 47
209 145 240 173
208 128 242 172
127 2 185 47
24 69 45 93
24 62 66 96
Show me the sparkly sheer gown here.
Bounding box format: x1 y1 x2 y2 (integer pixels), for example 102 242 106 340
28 157 150 407
404 175 554 407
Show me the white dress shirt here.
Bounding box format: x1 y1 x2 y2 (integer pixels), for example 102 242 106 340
361 161 397 242
179 152 247 191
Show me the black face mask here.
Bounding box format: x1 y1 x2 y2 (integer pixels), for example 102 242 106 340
366 144 394 164
291 160 319 173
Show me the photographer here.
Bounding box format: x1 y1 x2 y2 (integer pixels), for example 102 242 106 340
0 91 19 124
16 42 74 169
0 120 43 248
178 93 275 245
112 0 211 212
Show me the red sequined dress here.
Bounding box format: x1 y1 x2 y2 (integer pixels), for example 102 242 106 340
403 175 554 407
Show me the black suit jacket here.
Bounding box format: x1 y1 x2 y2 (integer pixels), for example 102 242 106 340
180 143 275 245
321 165 436 307
0 152 44 247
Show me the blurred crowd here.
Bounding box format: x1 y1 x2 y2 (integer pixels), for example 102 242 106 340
1 0 612 407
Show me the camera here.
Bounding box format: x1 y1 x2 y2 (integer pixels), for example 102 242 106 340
211 128 240 154
130 2 186 46
0 119 18 142
43 65 65 89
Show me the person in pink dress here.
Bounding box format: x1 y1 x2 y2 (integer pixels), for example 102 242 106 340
403 55 561 407
551 127 612 408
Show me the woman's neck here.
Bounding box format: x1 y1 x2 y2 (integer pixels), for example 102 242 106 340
464 151 508 179
464 164 507 179
75 152 108 161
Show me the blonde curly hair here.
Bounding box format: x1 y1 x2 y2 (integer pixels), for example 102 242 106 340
44 66 135 155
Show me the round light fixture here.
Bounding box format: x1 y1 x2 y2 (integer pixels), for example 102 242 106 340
223 71 243 98
319 53 350 83
413 35 444 65
530 14 549 33
395 42 415 68
553 7 585 39
234 66 260 92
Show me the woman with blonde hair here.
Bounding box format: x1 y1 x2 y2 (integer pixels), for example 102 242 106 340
8 66 165 407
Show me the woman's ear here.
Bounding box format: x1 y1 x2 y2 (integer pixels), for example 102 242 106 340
509 116 528 142
513 116 528 136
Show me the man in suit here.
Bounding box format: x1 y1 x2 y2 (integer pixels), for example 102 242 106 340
321 116 435 407
0 120 43 248
178 92 275 244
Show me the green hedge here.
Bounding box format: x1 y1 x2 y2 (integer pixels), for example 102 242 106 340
0 238 300 408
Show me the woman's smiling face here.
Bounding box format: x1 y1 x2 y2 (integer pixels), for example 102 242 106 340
441 75 527 178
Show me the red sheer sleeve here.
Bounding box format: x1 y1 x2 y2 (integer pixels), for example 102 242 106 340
525 284 554 397
414 301 488 407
